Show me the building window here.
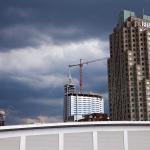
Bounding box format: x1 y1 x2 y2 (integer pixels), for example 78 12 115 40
137 66 140 70
129 63 133 66
147 92 150 95
129 57 132 61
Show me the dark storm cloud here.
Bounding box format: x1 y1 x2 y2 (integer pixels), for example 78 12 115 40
0 76 63 124
0 75 63 101
1 0 149 50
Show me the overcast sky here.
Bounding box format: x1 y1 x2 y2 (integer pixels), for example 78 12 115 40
1 0 150 124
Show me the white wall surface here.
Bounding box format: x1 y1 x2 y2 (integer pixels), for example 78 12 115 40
0 122 150 150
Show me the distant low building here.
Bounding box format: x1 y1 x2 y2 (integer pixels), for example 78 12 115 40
78 113 110 121
0 110 5 126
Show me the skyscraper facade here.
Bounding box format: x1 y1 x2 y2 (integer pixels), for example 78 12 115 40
108 10 150 121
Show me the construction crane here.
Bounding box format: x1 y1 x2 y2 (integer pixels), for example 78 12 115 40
69 57 108 93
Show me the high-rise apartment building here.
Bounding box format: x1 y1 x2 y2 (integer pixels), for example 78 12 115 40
64 76 104 122
108 10 150 121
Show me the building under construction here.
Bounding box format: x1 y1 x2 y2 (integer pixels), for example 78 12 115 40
64 75 104 122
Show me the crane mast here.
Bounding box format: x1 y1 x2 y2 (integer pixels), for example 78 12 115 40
68 57 107 93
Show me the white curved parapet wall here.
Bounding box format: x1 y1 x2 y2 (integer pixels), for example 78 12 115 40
0 121 150 150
